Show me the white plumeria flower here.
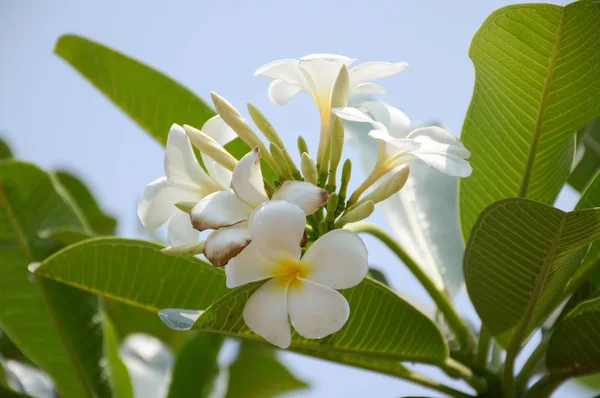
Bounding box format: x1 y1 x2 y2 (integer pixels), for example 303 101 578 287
191 148 328 267
255 54 407 111
225 200 368 349
138 118 236 245
333 101 472 177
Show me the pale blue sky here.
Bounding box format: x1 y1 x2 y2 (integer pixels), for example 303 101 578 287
1 0 588 397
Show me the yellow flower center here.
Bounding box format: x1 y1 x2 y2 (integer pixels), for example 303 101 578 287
275 258 308 287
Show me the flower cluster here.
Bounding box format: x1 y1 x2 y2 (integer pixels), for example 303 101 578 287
139 54 471 348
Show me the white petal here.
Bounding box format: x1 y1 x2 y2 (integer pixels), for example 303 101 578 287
200 116 236 189
190 191 252 231
204 222 251 267
231 148 269 208
331 107 386 131
254 59 307 88
271 181 328 215
351 82 387 95
225 242 278 288
349 61 408 89
406 127 472 177
268 79 303 105
243 277 291 348
166 211 199 246
164 124 219 191
411 152 473 178
302 230 368 289
368 130 421 152
288 279 350 339
359 101 411 139
137 177 203 230
249 201 304 263
298 57 346 108
300 54 355 64
407 126 471 158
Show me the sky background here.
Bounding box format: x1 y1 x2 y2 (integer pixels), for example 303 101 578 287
0 0 591 396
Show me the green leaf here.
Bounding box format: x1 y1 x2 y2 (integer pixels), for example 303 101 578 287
569 119 600 192
103 315 134 398
186 279 449 364
464 198 600 349
54 34 214 147
166 333 223 398
0 160 107 397
33 238 229 313
225 342 307 398
38 227 92 246
0 137 13 160
54 170 117 235
459 1 600 240
367 268 390 287
546 297 600 378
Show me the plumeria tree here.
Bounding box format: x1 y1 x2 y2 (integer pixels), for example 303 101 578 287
1 1 600 397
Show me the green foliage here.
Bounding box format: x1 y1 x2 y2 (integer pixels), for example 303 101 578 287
459 1 600 240
465 198 600 349
0 137 13 160
225 342 308 398
569 119 600 192
102 315 134 398
0 161 106 397
166 333 223 398
188 279 449 364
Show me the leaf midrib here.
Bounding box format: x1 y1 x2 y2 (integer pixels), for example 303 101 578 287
518 9 566 198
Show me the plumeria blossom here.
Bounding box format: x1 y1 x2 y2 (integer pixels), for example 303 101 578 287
225 200 368 348
137 118 236 245
191 147 328 266
332 101 472 178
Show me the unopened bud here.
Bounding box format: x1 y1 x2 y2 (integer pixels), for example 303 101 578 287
335 200 374 228
338 159 352 202
361 166 410 205
175 201 197 213
301 152 318 185
297 135 309 156
326 193 339 223
161 241 205 257
183 124 237 171
270 143 293 180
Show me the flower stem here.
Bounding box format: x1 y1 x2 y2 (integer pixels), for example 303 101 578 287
346 222 475 354
475 326 492 368
441 358 488 393
514 337 549 394
347 165 387 205
525 374 565 397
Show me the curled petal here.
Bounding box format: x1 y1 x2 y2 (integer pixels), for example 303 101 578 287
137 177 203 231
243 277 292 348
200 116 236 189
204 222 251 267
224 242 278 288
271 181 328 215
351 82 387 95
300 54 355 63
232 148 269 208
249 201 305 263
190 191 252 231
368 130 420 152
331 107 386 131
268 79 303 105
349 61 408 89
299 57 347 107
166 211 199 246
302 230 368 289
407 126 471 158
164 124 219 191
358 101 411 139
406 127 472 177
254 59 307 87
288 279 350 339
411 152 473 178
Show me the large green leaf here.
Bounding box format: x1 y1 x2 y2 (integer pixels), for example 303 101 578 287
0 161 108 397
166 333 223 398
546 297 600 378
459 1 600 239
32 238 229 313
225 342 307 398
184 279 448 364
55 34 214 146
569 119 600 192
54 170 117 235
464 198 600 349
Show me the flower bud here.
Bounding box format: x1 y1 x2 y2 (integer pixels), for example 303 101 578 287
360 166 410 205
297 135 309 156
183 124 237 171
335 200 374 228
269 143 293 180
326 192 339 223
161 241 205 257
338 158 352 202
301 152 318 185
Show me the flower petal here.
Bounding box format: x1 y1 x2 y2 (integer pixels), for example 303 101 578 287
166 211 199 246
243 277 291 348
349 61 408 89
331 107 386 131
249 201 304 263
271 181 328 215
224 242 279 288
204 222 251 267
406 127 472 177
288 279 350 339
164 124 219 192
359 101 411 139
407 126 471 158
368 130 421 152
268 79 303 105
302 229 368 289
190 191 252 231
351 82 387 95
300 54 355 63
138 177 203 230
231 148 269 208
200 116 236 189
299 57 347 108
254 59 307 87
411 152 473 178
